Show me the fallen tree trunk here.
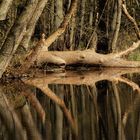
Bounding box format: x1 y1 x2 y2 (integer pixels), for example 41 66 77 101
13 39 140 76
36 40 140 68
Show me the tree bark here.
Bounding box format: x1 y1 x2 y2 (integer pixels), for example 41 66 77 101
20 0 48 49
16 0 78 74
0 0 40 78
36 40 140 67
111 0 122 51
0 0 13 20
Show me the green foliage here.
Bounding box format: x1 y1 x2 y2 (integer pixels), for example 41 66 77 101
128 51 140 61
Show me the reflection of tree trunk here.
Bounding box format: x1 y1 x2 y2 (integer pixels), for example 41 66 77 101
23 68 140 139
81 86 86 140
90 85 99 140
23 68 140 86
56 100 63 140
21 104 42 140
123 95 140 125
112 83 125 140
70 85 77 120
55 85 64 140
96 80 109 140
26 83 77 134
0 86 26 140
22 90 45 123
136 115 140 140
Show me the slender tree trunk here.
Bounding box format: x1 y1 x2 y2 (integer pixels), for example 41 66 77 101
79 0 86 39
111 0 122 51
20 0 48 49
89 0 94 27
55 85 64 140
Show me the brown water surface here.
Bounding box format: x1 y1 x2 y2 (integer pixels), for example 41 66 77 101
0 68 140 140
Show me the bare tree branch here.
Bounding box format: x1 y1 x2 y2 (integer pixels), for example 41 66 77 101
116 40 140 57
122 0 140 39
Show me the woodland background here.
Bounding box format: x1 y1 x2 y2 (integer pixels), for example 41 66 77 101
0 0 140 77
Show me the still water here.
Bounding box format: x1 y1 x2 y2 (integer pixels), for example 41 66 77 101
0 68 140 140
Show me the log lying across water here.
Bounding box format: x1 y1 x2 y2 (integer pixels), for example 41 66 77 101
36 40 140 68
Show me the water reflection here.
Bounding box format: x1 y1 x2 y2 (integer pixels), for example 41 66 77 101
0 68 140 140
